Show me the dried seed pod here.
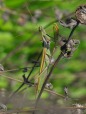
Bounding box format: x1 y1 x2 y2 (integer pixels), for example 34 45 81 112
0 103 7 111
54 7 63 20
45 83 53 90
34 9 42 19
50 58 55 64
64 86 68 96
76 5 86 24
17 14 28 26
73 104 84 114
0 0 5 8
60 39 80 58
59 18 77 29
2 11 10 22
0 64 4 71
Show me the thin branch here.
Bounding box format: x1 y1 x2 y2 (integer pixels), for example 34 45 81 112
44 12 74 29
0 66 39 73
35 52 63 105
0 74 22 82
44 88 65 98
67 20 79 43
10 83 25 98
0 73 65 99
6 106 86 114
10 51 42 97
27 51 42 80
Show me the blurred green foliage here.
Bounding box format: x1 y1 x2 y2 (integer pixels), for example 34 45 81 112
0 0 86 100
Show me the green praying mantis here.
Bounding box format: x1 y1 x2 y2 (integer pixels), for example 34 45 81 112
35 26 52 97
32 24 60 114
10 22 80 101
9 12 80 97
35 24 59 97
10 23 59 98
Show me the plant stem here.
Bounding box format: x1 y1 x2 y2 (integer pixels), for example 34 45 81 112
35 52 63 105
67 20 79 43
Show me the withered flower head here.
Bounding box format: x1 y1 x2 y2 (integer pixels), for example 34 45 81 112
76 4 86 25
60 39 80 58
0 64 4 71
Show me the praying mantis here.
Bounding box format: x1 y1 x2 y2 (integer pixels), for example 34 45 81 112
10 18 80 101
35 26 51 97
10 23 59 98
32 24 59 114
